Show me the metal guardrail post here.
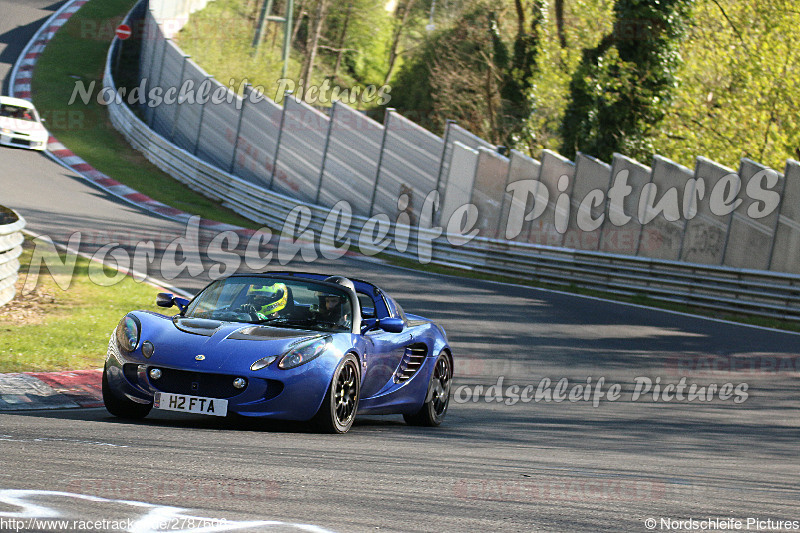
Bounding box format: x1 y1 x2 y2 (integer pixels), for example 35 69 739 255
369 107 394 217
229 83 251 173
149 37 170 128
315 100 336 205
193 74 213 156
269 90 292 189
170 54 189 143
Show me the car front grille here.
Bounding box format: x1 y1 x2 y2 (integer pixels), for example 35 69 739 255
150 367 247 398
122 364 285 400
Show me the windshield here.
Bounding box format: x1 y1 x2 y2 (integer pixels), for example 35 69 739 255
184 276 353 332
0 104 37 122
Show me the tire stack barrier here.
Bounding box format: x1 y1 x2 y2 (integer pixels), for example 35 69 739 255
0 207 25 308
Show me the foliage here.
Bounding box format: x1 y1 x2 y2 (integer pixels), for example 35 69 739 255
323 0 394 84
560 0 693 162
498 0 546 149
655 0 800 170
390 0 546 146
390 4 504 140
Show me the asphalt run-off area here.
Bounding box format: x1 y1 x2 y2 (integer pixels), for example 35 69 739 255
1 1 798 532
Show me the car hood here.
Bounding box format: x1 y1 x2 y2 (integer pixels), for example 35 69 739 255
0 116 47 137
138 313 323 371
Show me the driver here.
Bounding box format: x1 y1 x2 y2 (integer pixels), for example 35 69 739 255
245 282 288 320
317 293 347 326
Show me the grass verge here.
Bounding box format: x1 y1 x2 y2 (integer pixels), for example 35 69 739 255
0 237 162 372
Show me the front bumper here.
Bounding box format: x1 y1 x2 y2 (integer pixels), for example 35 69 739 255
0 133 46 150
105 338 334 421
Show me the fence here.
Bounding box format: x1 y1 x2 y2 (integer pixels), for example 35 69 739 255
135 0 800 277
0 208 25 308
104 53 800 321
100 0 800 320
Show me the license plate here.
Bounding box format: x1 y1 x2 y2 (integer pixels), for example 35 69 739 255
153 392 228 417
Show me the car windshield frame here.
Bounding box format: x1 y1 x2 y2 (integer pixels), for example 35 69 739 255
183 275 356 333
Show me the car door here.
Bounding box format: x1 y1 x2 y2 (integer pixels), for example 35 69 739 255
357 291 412 399
360 326 412 399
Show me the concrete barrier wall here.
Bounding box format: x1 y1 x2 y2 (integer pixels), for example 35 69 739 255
500 150 542 243
723 159 784 270
0 209 25 309
771 160 800 274
440 142 478 227
318 102 384 217
599 154 651 255
638 155 693 260
564 153 611 251
372 111 443 225
129 0 800 276
471 148 509 238
680 157 735 265
529 150 574 247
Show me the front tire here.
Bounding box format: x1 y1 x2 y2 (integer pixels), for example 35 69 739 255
404 352 452 427
102 366 152 419
312 354 360 434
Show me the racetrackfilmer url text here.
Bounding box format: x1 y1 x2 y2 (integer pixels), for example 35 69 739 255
0 517 229 532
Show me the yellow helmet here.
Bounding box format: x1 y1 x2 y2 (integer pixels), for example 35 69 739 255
247 283 288 316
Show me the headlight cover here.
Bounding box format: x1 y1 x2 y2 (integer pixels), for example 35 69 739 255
115 315 141 352
278 336 331 370
250 355 278 371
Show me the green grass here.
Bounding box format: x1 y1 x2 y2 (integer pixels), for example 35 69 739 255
0 239 163 372
31 0 256 228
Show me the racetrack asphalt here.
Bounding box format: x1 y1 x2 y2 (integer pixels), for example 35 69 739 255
1 2 799 531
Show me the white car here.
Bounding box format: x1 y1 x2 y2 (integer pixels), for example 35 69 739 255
0 96 49 151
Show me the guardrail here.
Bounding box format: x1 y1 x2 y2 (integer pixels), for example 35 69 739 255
102 22 800 323
0 208 26 309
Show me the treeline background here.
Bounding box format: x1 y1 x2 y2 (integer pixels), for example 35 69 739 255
175 0 800 171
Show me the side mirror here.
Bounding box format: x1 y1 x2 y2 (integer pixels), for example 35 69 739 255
157 293 190 313
174 297 190 313
156 293 175 308
378 317 405 333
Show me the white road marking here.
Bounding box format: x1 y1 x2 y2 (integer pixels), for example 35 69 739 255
0 489 337 532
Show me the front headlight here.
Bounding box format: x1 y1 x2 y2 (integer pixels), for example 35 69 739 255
278 336 331 370
115 315 141 352
0 128 11 134
250 355 278 371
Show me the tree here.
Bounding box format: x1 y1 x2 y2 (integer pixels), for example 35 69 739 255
384 0 418 86
497 0 546 148
655 0 800 170
560 0 693 161
300 0 331 83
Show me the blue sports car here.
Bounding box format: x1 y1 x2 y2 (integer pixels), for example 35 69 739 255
103 272 453 433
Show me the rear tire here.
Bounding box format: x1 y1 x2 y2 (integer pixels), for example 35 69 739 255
404 352 452 427
312 354 360 434
102 366 152 419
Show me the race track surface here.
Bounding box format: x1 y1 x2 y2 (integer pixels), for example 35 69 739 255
1 2 799 531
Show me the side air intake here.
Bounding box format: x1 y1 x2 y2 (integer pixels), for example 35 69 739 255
395 344 427 383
